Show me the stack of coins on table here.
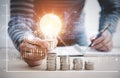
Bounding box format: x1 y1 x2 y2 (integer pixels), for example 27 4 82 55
73 58 83 70
60 56 70 70
85 61 94 70
47 53 57 71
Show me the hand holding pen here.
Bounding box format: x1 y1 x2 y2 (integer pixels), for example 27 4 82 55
89 23 113 51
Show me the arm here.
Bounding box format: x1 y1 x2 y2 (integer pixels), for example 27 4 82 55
8 0 34 51
8 0 57 67
98 0 120 34
91 0 120 51
8 0 49 67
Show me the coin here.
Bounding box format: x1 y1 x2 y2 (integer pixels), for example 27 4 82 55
46 52 57 71
85 61 94 70
73 58 83 70
60 56 70 70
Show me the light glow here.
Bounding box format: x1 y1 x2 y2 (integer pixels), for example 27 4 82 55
39 14 62 37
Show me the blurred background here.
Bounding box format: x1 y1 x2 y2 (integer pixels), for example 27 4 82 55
0 0 120 48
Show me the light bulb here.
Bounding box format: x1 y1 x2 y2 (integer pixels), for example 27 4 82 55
39 13 62 50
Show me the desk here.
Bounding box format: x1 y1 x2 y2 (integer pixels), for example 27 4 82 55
0 46 120 78
6 45 120 71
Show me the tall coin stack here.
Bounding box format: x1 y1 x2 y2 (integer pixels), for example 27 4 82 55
85 61 94 70
47 53 57 71
60 56 70 70
73 58 83 70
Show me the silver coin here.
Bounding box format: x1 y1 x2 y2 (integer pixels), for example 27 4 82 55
85 61 94 70
73 58 82 64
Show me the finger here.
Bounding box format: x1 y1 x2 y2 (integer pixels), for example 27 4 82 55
92 41 110 51
20 43 47 61
92 35 105 49
92 35 104 46
97 46 108 52
22 50 46 61
22 52 33 60
22 53 41 61
90 36 96 41
20 42 47 53
95 41 112 51
23 36 49 49
100 36 112 51
20 42 36 52
92 43 103 49
105 41 113 51
39 40 49 49
20 40 48 53
31 45 48 54
92 36 110 50
102 36 112 46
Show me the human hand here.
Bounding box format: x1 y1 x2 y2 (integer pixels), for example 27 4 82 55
90 30 113 52
20 36 58 67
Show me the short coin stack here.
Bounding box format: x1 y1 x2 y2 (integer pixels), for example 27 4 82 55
85 61 94 70
47 52 57 71
73 58 83 70
60 56 70 70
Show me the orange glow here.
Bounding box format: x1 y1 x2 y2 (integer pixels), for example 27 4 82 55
39 14 62 37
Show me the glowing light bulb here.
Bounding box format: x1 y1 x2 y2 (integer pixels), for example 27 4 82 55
39 14 62 50
39 14 62 38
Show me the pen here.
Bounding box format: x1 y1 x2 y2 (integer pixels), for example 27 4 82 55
89 23 111 47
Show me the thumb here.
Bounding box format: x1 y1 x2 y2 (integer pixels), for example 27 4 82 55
90 36 96 42
23 36 49 49
38 39 49 49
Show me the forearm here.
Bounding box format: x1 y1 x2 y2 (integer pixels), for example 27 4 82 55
99 11 120 34
8 0 34 51
8 16 33 51
98 0 120 34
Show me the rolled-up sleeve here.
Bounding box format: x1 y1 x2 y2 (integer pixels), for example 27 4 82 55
98 0 120 34
8 0 34 51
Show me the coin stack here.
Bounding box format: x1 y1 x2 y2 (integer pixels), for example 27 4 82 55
73 58 83 70
85 61 94 70
60 56 70 70
47 53 57 71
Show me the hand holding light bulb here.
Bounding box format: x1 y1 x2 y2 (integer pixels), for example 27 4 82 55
20 14 62 67
20 32 50 67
